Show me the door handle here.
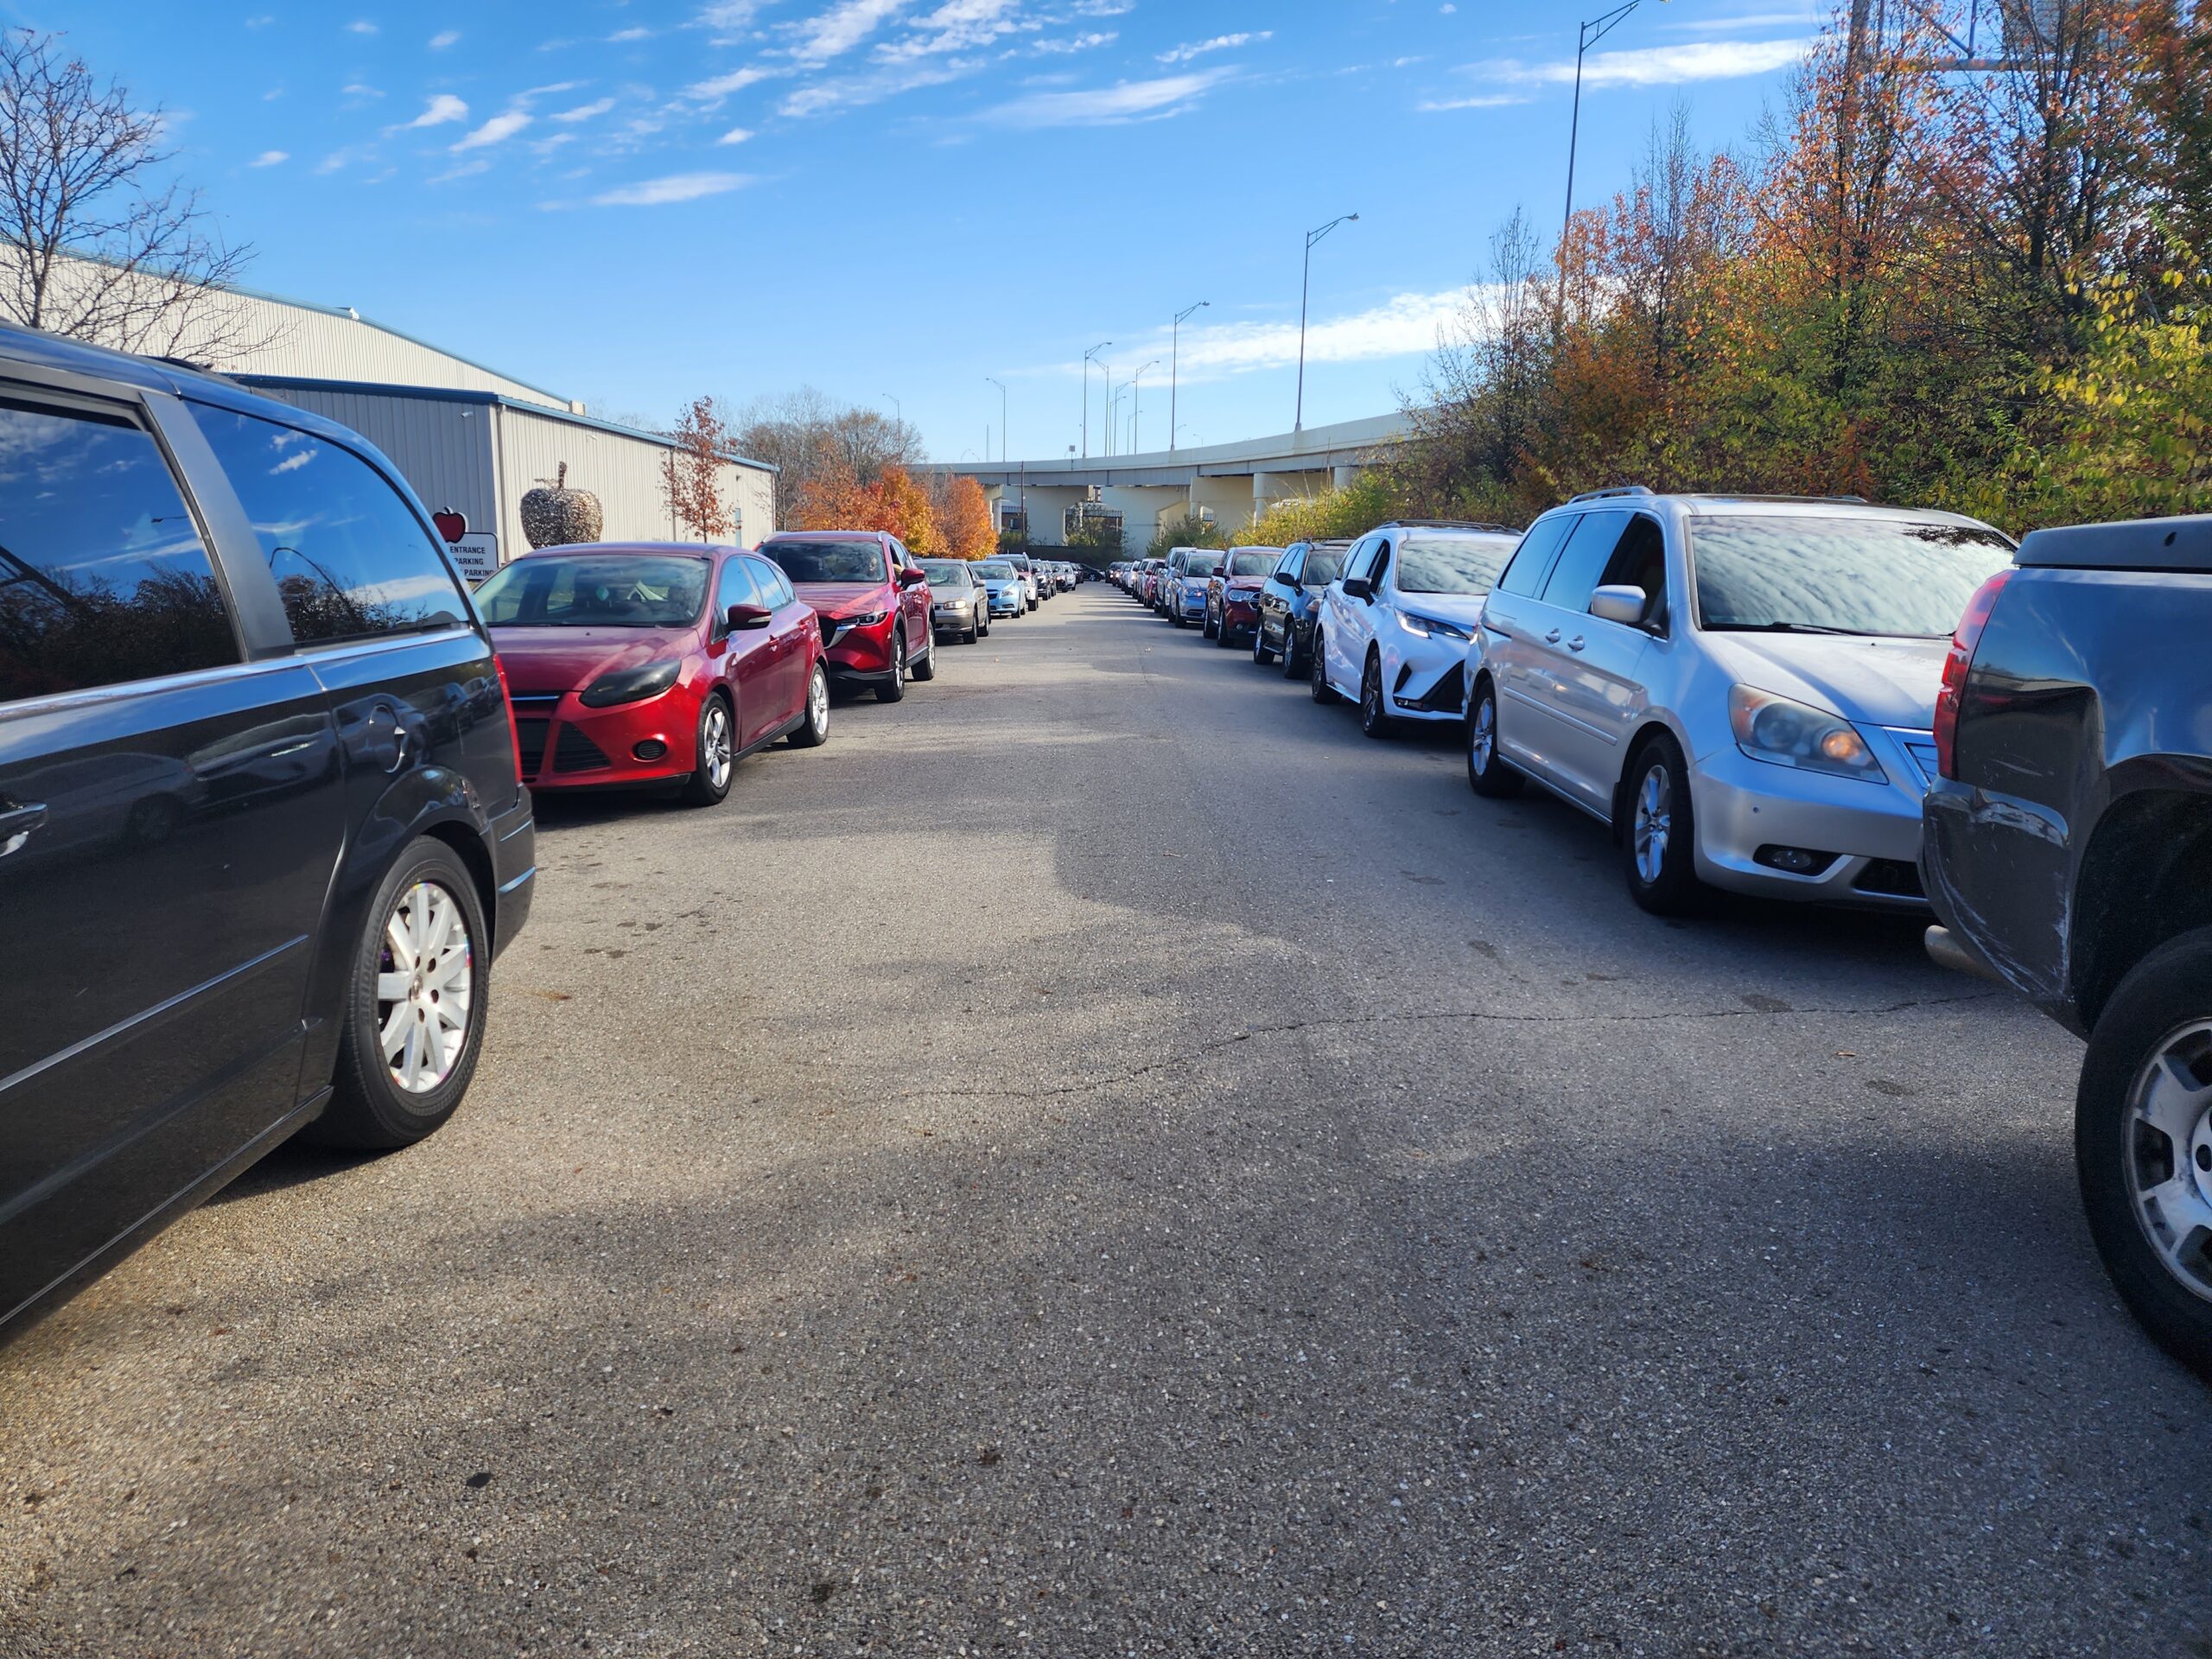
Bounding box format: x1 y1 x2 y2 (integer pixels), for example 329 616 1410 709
0 801 47 856
1545 628 1562 644
1567 636 1586 652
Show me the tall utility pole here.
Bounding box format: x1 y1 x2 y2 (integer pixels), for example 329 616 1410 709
1170 301 1207 454
985 376 1007 464
881 392 901 425
1561 1 1650 325
1129 359 1159 453
1081 341 1109 460
1296 213 1358 432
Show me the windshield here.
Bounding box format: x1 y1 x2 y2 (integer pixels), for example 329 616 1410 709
1184 553 1224 579
918 561 970 587
759 539 888 584
1006 555 1032 570
1396 532 1516 595
973 562 1014 579
1229 550 1280 577
1301 548 1344 587
1690 515 2015 636
475 555 708 629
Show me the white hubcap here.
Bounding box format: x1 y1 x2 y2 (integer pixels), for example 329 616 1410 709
376 880 473 1094
2126 1020 2212 1302
809 670 829 734
703 703 733 788
1634 764 1672 884
1471 699 1496 771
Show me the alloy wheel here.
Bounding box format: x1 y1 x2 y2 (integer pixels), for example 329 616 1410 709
807 668 830 738
1471 696 1497 776
2124 1020 2212 1305
375 880 474 1094
1633 763 1673 885
702 700 734 790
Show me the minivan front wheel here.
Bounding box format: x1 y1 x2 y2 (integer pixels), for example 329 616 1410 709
312 837 490 1149
1466 679 1523 798
1621 734 1703 915
2076 928 2212 1377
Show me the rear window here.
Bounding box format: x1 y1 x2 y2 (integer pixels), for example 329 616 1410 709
1689 515 2014 637
760 539 888 584
1228 550 1279 576
1396 531 1516 596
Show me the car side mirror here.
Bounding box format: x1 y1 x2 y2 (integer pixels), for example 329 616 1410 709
896 568 926 588
726 602 772 631
1343 575 1372 601
1590 584 1649 627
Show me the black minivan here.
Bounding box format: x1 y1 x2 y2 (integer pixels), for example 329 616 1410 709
0 325 534 1333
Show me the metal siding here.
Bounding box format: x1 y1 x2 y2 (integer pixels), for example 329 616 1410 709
497 404 774 554
231 384 499 536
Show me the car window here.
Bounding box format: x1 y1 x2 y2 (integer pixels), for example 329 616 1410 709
716 556 762 615
1278 546 1304 583
1341 537 1376 584
0 397 238 702
1594 514 1668 625
1688 514 2015 637
1396 531 1516 595
918 561 970 588
1496 514 1576 599
1539 513 1630 613
1370 539 1394 591
1228 550 1279 577
1185 552 1224 579
749 558 795 607
759 539 889 584
475 554 709 628
1302 545 1345 587
194 407 467 645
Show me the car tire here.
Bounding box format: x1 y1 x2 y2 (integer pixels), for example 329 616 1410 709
1620 733 1704 915
1310 632 1338 703
964 615 980 644
1202 607 1217 639
1216 613 1237 648
1359 652 1395 740
308 836 490 1151
1466 677 1524 798
2075 926 2212 1378
788 663 830 748
878 628 909 702
1284 626 1306 681
681 693 736 806
911 630 937 682
1252 621 1277 665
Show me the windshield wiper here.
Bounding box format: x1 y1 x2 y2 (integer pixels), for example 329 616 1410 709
1711 620 1867 636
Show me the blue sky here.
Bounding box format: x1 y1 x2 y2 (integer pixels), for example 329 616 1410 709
47 0 1822 461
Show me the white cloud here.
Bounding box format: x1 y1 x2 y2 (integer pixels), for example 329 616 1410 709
429 29 460 48
343 82 385 98
688 64 779 98
345 18 378 35
791 0 914 64
982 69 1223 127
249 149 289 167
397 92 468 129
1419 92 1532 111
1157 30 1268 64
875 0 1028 61
590 170 753 205
717 124 756 143
452 110 533 149
1159 289 1479 380
695 1 766 28
1469 36 1815 90
610 26 653 41
552 97 616 121
780 57 976 116
432 157 493 184
1033 31 1113 54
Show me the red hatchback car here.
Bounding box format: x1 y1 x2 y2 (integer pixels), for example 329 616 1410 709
1206 546 1287 647
476 543 829 806
756 531 935 700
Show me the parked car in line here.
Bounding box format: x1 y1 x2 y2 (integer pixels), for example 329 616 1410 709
1312 520 1520 735
1166 549 1225 629
1205 546 1287 646
1254 538 1349 677
973 559 1027 619
1921 512 2212 1375
758 531 936 702
918 557 989 644
1137 559 1166 605
481 544 829 807
0 325 535 1334
999 550 1039 609
1464 488 2013 914
1153 549 1194 613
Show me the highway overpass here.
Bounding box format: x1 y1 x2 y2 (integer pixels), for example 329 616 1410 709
917 410 1411 556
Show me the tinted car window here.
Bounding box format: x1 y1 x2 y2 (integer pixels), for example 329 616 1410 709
1302 546 1344 587
759 539 889 583
1540 514 1628 612
1397 531 1515 596
749 558 794 606
715 556 762 613
1496 514 1575 598
1688 515 2015 637
194 408 467 645
1595 515 1668 620
0 398 238 702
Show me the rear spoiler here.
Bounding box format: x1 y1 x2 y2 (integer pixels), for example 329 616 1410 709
2017 513 2212 575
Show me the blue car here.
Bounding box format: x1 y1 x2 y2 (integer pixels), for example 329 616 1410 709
1251 537 1349 676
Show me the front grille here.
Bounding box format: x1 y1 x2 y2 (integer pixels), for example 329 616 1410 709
1853 858 1926 899
513 717 550 778
817 613 836 645
507 693 563 714
1398 662 1467 713
554 727 613 774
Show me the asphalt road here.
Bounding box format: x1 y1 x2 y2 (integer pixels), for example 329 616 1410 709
3 585 2207 1659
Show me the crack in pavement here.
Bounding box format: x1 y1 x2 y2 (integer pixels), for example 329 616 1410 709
896 988 2005 1103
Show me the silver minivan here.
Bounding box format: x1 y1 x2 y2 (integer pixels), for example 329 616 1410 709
1465 489 2014 914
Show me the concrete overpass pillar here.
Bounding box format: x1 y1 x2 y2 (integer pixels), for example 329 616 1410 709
1332 464 1358 491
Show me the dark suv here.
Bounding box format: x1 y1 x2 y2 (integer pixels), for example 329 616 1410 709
1922 512 2212 1373
0 325 534 1334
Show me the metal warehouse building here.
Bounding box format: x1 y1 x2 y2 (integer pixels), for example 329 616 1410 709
58 264 777 576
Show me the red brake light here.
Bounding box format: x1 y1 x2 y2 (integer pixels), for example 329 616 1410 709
1933 569 2011 781
493 654 524 789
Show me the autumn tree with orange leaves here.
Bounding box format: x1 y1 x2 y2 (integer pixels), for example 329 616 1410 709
791 442 946 556
938 475 996 559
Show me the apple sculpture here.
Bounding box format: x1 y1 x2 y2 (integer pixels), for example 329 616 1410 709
520 462 603 550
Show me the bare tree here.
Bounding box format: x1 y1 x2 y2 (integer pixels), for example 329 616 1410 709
0 29 264 362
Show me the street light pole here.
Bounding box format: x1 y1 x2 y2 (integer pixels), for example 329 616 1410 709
881 392 901 425
1129 359 1159 453
1170 301 1207 454
1296 213 1358 433
1081 341 1109 460
984 377 1007 465
1561 0 1648 324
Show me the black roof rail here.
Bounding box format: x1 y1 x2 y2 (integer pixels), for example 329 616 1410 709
152 356 249 391
1567 485 1656 504
1680 491 1882 506
1378 518 1522 533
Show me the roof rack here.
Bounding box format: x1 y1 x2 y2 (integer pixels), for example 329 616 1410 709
1567 486 1656 503
1681 492 1880 506
1382 518 1522 534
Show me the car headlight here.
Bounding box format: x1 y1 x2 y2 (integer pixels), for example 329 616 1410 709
846 609 888 626
1400 610 1471 642
1727 685 1886 782
579 658 683 708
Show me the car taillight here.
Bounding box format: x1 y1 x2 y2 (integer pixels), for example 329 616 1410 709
493 654 524 789
1933 569 2011 781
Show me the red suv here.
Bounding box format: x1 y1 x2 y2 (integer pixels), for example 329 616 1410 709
757 531 935 701
477 543 830 807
